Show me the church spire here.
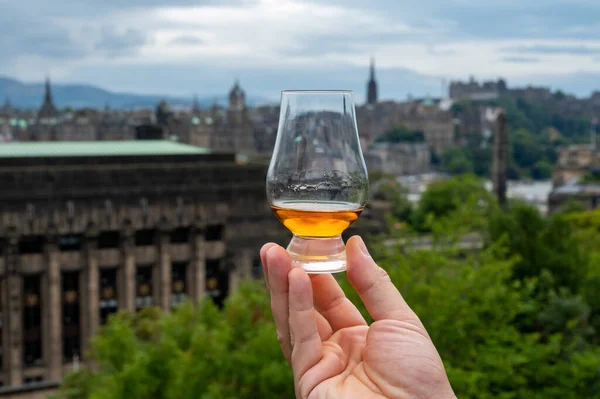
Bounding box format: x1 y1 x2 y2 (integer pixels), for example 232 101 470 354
192 94 201 114
44 76 53 104
38 76 58 120
367 56 378 105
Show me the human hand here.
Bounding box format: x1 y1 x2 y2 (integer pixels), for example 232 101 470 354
260 236 456 399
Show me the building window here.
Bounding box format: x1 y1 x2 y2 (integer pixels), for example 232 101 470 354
136 266 153 310
98 231 120 249
62 271 80 362
23 275 42 367
18 236 44 254
170 227 189 244
24 376 43 384
135 229 155 246
205 225 224 241
59 235 82 252
206 259 229 307
171 262 187 308
99 269 118 324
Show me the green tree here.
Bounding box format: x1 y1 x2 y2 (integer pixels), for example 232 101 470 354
531 160 553 180
511 128 540 169
53 284 294 399
440 148 474 175
370 179 413 222
375 124 425 143
487 202 589 292
581 170 600 183
54 200 600 399
411 175 493 231
340 208 600 399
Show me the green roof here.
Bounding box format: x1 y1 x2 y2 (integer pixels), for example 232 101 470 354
0 140 211 158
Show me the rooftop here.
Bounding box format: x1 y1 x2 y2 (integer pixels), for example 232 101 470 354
0 140 211 158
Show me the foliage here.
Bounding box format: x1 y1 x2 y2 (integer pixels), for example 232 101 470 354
56 181 600 399
581 170 600 183
411 175 494 232
375 124 425 143
448 95 590 180
531 160 553 180
370 178 413 222
53 284 293 399
440 148 474 175
487 202 589 292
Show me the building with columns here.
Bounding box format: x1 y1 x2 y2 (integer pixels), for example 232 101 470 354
0 140 286 394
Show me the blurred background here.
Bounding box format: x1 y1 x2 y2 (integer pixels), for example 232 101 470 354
0 0 599 398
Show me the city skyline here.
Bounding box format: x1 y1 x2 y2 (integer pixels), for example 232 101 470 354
2 0 600 100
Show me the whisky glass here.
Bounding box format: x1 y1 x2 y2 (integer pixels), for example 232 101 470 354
266 90 369 273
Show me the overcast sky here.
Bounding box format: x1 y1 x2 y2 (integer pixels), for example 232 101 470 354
2 0 600 102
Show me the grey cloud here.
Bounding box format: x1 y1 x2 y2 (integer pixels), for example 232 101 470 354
9 0 256 17
169 35 205 46
0 9 86 60
502 56 540 64
321 0 600 40
427 46 457 56
94 28 151 57
504 45 600 55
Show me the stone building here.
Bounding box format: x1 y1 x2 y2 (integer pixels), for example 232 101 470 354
365 142 431 176
449 77 507 101
548 183 600 213
186 81 256 156
0 140 286 395
552 144 599 186
357 99 454 155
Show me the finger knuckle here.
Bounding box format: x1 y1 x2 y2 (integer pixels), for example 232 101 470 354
376 266 391 282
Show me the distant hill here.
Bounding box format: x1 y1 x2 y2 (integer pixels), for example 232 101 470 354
0 77 266 110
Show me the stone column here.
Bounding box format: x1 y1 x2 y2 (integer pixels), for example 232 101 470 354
121 227 135 312
157 228 171 311
190 224 206 301
4 236 23 386
81 232 99 357
1 275 8 376
228 253 241 294
44 235 62 381
492 109 508 206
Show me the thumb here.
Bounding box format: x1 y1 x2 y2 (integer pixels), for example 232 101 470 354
346 236 417 322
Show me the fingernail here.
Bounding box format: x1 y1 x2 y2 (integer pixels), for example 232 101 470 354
357 237 370 257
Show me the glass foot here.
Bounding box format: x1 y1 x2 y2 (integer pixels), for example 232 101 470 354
286 235 346 274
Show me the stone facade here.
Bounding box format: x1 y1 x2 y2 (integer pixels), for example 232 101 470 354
365 142 431 176
548 183 600 214
449 77 507 101
552 145 599 187
3 80 267 158
357 99 454 155
0 143 287 394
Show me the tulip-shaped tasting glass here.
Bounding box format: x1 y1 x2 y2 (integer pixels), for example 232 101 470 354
266 90 369 273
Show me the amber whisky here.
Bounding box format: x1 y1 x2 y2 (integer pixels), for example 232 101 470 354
271 201 363 238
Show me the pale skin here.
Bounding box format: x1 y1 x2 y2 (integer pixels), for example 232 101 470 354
260 236 457 399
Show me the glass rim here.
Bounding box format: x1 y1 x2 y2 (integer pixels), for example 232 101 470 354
281 90 354 94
